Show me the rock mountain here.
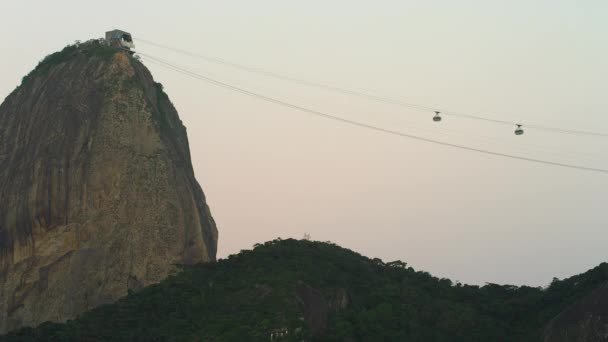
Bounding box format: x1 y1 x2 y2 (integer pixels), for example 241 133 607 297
0 42 218 333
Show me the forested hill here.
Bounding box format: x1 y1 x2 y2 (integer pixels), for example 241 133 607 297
3 239 608 341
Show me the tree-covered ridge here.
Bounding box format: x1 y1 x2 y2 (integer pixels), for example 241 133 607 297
2 239 607 341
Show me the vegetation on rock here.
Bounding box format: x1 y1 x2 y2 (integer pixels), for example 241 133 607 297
20 41 119 87
3 239 607 341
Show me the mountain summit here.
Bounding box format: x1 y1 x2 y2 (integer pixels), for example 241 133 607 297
0 41 218 332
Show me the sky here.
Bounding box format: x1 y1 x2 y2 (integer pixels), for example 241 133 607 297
2 0 608 286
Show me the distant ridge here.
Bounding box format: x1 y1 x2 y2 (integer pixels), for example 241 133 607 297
2 239 607 341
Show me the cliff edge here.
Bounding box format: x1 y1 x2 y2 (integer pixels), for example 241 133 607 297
0 42 218 332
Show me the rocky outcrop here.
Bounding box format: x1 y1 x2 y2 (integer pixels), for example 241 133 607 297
295 281 329 336
329 288 351 311
0 42 218 333
544 282 608 342
294 282 351 336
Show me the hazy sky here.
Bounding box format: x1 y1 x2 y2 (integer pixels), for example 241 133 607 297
2 1 608 286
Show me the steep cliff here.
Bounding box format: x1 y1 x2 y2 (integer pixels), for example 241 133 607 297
0 42 218 332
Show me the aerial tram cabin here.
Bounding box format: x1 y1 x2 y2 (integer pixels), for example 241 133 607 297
433 111 442 122
105 30 135 51
432 110 525 136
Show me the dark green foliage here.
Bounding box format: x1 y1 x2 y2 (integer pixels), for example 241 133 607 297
81 42 119 59
19 42 119 87
2 239 608 341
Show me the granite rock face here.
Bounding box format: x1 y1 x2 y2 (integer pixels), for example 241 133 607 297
295 281 329 336
0 43 218 333
544 282 608 342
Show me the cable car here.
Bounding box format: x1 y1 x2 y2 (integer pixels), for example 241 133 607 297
433 111 442 122
515 124 524 135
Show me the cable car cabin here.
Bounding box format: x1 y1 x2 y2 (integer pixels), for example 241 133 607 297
433 111 442 122
105 30 135 51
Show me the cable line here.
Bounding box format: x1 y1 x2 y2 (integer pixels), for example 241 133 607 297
138 52 608 175
136 38 608 138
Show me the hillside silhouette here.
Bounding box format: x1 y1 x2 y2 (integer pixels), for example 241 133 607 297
3 239 608 341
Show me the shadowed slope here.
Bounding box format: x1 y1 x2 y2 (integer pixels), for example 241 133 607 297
3 239 607 341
